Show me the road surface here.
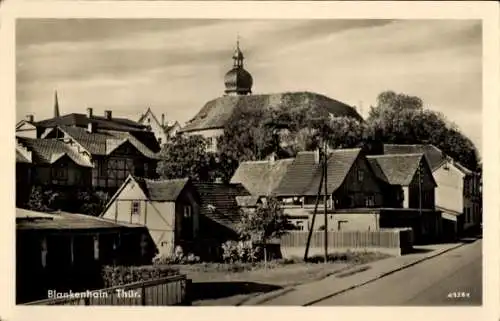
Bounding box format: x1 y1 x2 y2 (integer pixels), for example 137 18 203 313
312 239 482 306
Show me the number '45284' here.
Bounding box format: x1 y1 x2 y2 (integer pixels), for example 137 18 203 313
447 292 471 299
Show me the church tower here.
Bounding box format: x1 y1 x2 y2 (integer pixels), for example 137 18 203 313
224 39 253 96
54 90 60 118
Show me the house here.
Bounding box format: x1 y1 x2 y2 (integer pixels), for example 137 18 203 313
367 153 442 243
230 157 294 196
138 107 181 145
16 115 38 139
16 208 156 303
178 41 363 152
383 144 481 236
100 175 252 261
16 136 94 188
100 175 199 256
232 148 385 232
16 107 161 199
231 148 442 244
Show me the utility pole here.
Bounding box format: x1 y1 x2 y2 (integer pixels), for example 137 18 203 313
304 147 324 261
418 164 423 242
323 138 328 263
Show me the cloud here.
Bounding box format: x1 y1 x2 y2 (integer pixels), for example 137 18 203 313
16 19 482 155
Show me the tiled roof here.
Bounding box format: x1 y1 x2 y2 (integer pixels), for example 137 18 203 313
59 126 160 159
235 195 261 207
132 176 190 201
179 91 363 133
383 144 445 171
230 158 294 196
35 113 147 132
16 208 145 230
16 137 93 167
366 153 424 186
16 150 32 164
193 182 251 231
273 148 362 196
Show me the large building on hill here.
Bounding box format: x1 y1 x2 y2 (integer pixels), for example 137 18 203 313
178 41 363 152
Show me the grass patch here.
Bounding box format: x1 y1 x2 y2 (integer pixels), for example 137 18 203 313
171 251 390 274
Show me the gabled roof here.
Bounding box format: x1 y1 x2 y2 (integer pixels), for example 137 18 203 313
16 120 36 131
273 148 362 196
133 176 191 202
138 108 180 137
16 150 32 164
179 91 363 133
193 182 251 231
16 136 93 167
56 126 160 159
35 113 147 132
367 153 428 186
230 158 294 196
382 144 441 169
383 143 476 175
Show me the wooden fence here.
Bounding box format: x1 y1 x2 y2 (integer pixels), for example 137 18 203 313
280 228 414 257
24 274 191 306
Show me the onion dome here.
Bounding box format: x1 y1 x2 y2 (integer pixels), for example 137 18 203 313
224 40 253 95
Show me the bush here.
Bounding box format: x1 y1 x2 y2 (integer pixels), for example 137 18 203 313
101 265 181 288
221 240 258 263
152 246 201 265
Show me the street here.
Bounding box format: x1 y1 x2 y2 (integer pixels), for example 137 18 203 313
311 239 482 306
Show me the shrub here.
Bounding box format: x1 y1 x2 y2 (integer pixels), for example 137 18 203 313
101 265 181 288
151 246 201 265
221 240 258 263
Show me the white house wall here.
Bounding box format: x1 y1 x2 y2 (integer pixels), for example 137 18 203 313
433 162 464 215
101 179 176 255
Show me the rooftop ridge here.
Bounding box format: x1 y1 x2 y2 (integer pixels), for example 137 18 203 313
367 152 424 158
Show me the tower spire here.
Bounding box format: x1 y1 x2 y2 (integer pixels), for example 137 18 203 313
54 90 60 118
233 35 244 68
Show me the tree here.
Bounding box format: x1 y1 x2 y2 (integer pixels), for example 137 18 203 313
366 90 480 170
237 197 290 265
217 106 276 162
157 134 216 182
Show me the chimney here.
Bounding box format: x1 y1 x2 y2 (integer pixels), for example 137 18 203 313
87 122 95 133
26 114 34 122
161 113 165 127
86 107 93 118
105 110 112 120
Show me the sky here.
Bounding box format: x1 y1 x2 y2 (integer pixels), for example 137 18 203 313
16 19 482 154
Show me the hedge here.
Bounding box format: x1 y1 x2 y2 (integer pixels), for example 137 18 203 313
101 265 181 288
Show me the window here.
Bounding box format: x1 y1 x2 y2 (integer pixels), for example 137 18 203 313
99 160 108 177
183 205 192 219
295 221 304 231
51 167 68 184
357 169 364 182
93 236 99 260
365 195 375 207
131 201 140 215
337 220 348 231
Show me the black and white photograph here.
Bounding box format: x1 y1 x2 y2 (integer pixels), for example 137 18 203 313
1 2 499 320
12 17 487 308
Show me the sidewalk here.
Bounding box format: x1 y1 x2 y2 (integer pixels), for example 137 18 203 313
241 241 468 306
